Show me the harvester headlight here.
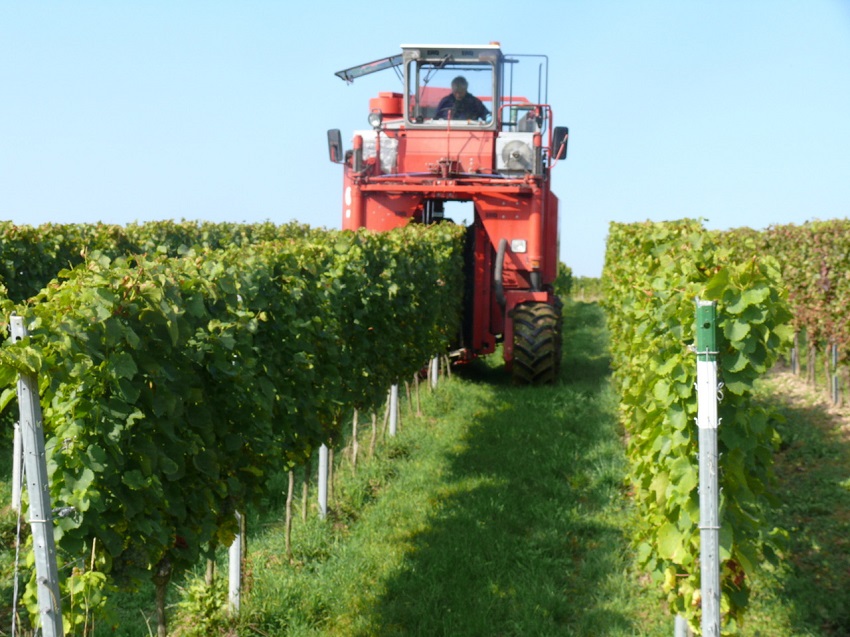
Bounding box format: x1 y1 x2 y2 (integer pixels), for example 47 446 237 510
511 239 527 253
368 109 383 129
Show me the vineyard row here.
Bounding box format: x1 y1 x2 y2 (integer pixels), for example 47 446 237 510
0 221 466 631
603 218 792 633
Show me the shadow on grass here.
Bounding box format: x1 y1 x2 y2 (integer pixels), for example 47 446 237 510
560 301 612 389
358 302 644 636
753 383 850 636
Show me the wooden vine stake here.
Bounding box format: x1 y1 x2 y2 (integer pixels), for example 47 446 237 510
830 343 840 405
205 558 215 587
301 459 311 522
791 331 800 375
153 558 172 637
285 470 295 561
370 411 378 458
808 344 817 386
318 445 329 519
351 409 360 472
382 392 391 439
328 446 336 504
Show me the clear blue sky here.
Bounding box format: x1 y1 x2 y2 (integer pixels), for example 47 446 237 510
2 1 849 277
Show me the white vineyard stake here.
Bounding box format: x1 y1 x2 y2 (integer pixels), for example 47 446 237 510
389 384 399 437
318 444 329 519
430 356 439 390
228 511 242 613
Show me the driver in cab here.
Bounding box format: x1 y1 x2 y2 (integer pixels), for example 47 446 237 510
435 76 490 121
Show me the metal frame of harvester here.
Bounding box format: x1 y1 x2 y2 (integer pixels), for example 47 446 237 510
328 42 568 383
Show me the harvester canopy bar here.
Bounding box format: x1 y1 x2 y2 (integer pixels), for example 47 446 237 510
335 54 403 83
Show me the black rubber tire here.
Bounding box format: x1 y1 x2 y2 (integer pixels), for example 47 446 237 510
512 301 562 385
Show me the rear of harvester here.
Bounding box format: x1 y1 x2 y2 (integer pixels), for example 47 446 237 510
328 43 568 383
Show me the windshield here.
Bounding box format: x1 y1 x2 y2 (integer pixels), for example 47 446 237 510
405 60 496 125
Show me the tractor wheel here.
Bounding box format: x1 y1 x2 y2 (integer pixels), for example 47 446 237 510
512 301 562 385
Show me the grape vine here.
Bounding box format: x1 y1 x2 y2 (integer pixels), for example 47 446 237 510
602 219 792 632
0 222 465 630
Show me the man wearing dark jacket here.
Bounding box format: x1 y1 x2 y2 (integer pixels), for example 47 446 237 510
435 76 490 121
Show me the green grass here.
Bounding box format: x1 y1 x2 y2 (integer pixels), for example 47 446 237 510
739 373 850 637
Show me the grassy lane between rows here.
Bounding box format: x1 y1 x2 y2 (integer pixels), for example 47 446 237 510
168 300 671 637
740 371 850 637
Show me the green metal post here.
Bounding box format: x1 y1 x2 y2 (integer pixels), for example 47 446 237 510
696 301 718 362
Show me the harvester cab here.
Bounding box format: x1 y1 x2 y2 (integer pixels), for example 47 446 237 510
327 42 568 383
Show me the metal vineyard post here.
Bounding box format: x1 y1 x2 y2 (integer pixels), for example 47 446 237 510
696 300 720 637
11 315 64 637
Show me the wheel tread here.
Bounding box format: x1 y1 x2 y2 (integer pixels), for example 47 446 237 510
511 301 563 385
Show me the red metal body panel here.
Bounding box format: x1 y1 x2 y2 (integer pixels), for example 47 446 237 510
394 129 496 175
471 221 496 356
340 127 558 365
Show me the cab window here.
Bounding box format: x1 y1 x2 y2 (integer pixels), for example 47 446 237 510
406 60 495 125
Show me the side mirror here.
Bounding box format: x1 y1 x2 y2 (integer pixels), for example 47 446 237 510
327 129 344 163
552 126 569 160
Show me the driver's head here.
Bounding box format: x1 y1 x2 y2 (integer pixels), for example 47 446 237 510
451 76 469 99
